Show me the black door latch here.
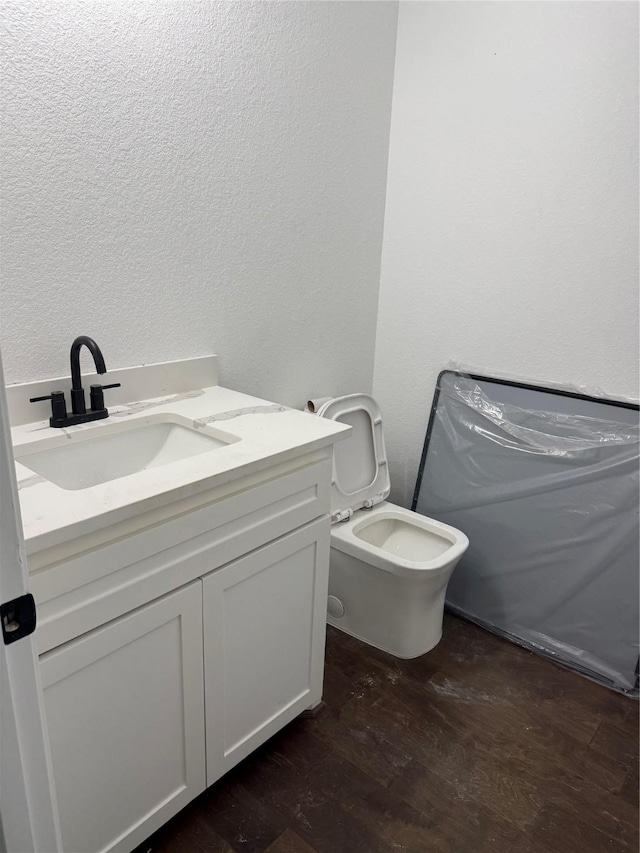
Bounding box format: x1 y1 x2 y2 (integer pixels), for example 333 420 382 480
1 594 37 645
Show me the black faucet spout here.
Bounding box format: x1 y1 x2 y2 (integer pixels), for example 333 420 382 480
70 336 107 414
70 336 106 391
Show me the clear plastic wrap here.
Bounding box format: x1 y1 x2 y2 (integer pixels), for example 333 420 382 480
413 370 640 695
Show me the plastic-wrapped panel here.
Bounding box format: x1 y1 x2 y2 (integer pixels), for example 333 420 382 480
413 371 640 695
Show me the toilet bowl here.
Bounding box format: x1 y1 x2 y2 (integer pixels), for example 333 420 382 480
316 394 469 659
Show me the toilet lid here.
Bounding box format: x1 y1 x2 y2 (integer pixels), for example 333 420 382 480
317 394 391 521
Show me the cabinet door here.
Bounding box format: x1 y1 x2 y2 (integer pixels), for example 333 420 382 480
39 581 205 853
203 518 330 784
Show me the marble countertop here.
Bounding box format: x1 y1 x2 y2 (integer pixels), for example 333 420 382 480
12 385 349 556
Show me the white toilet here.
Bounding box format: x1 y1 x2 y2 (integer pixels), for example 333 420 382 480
315 394 469 659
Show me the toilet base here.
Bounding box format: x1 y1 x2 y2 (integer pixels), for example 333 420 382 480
327 545 456 659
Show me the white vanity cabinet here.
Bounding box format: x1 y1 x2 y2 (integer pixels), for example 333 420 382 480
31 453 335 853
39 581 206 853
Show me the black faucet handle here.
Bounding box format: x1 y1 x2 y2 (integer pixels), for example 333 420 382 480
89 383 121 412
30 391 68 422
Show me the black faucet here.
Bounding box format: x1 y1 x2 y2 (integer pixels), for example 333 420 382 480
30 336 121 428
70 335 107 416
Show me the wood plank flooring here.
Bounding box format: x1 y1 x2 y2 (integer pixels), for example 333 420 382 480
134 614 639 853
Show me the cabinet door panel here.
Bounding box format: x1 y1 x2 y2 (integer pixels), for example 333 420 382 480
40 581 205 853
203 518 329 784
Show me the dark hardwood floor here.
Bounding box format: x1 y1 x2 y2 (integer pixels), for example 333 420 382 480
135 614 639 853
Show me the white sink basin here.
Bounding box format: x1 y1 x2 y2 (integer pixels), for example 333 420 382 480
15 414 240 491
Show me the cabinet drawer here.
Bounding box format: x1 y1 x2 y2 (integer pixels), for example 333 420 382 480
34 458 331 653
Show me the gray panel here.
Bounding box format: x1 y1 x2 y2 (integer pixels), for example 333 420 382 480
414 371 640 694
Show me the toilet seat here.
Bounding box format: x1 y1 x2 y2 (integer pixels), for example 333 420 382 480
317 393 469 576
330 501 469 578
316 394 390 522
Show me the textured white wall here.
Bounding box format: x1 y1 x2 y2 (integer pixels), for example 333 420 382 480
0 1 397 404
374 1 639 507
